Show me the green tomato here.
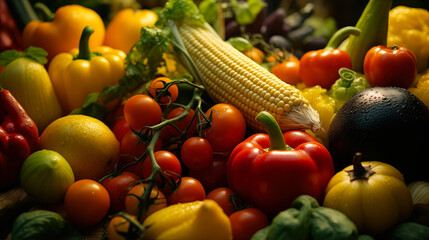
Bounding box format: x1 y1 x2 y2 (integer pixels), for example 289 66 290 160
20 149 75 204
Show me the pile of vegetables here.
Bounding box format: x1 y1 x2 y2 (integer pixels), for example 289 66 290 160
0 0 429 239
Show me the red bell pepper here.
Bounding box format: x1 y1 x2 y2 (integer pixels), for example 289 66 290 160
227 111 334 216
0 89 39 190
299 26 361 89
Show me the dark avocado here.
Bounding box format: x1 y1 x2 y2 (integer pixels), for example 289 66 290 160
327 87 429 183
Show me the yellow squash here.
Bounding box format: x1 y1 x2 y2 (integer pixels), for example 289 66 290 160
323 153 413 235
142 199 232 240
0 49 62 131
48 26 125 114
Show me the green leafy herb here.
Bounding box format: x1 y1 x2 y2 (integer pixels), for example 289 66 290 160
230 0 264 25
0 47 48 66
158 0 205 27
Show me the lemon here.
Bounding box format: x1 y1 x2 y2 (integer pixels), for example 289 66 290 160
40 115 120 181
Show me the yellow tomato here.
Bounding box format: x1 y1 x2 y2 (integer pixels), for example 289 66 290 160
323 153 413 235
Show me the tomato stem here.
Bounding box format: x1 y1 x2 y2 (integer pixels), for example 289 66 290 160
347 152 375 181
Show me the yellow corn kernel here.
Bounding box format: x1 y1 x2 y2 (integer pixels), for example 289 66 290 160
178 23 321 132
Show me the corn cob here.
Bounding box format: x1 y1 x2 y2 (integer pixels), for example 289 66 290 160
175 22 321 133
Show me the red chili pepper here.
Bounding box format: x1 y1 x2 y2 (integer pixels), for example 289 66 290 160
299 26 361 89
364 45 417 89
0 89 39 190
227 111 334 216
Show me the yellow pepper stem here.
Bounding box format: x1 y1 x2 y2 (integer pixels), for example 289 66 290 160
75 26 94 60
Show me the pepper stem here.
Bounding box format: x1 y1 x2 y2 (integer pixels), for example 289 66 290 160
338 68 356 87
325 26 361 50
255 111 290 151
75 26 94 61
34 2 55 22
347 152 375 181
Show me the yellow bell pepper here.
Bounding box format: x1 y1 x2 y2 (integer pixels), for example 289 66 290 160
297 84 336 141
48 26 125 114
409 69 429 107
388 6 429 72
142 199 232 240
323 153 413 235
104 8 158 53
22 3 105 61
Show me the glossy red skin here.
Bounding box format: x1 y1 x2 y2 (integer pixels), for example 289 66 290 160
0 89 39 189
188 154 228 193
364 45 417 89
229 208 269 240
300 49 352 89
102 171 140 213
142 150 182 192
227 130 334 216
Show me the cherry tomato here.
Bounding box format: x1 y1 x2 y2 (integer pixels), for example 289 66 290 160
206 187 236 216
107 213 137 240
64 179 110 226
123 94 162 130
229 208 269 240
165 107 197 138
181 137 213 171
364 45 417 89
142 150 182 189
112 118 130 142
243 47 264 63
118 129 162 177
167 176 206 205
187 154 228 193
202 103 246 152
102 171 140 213
149 77 179 104
271 56 301 85
125 183 167 221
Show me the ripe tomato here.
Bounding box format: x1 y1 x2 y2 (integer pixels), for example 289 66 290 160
102 171 140 213
149 77 179 103
165 107 196 138
203 103 246 152
112 118 130 142
243 48 264 63
206 187 236 216
188 154 228 193
364 45 417 89
271 56 301 85
118 129 162 177
229 208 269 240
167 176 206 205
125 183 167 221
142 150 182 189
181 137 213 171
107 214 137 240
123 94 162 131
64 179 110 226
